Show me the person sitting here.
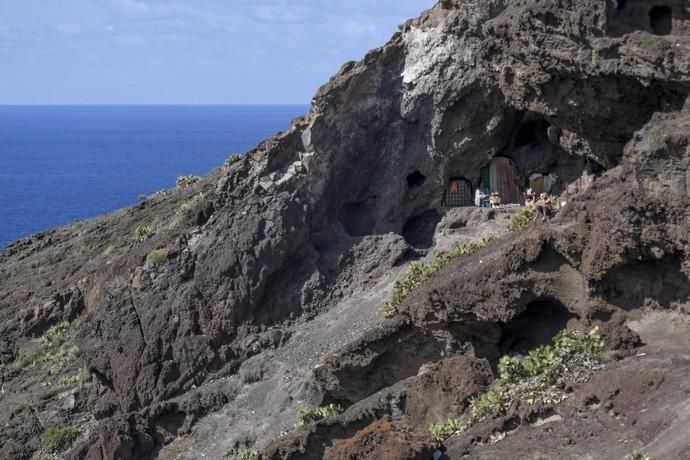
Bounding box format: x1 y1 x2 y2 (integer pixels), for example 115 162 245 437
535 192 550 221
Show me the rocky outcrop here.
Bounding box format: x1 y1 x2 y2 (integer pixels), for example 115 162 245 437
1 0 689 459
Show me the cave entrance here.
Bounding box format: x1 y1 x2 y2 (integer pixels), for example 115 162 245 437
482 157 522 205
499 299 575 355
650 6 672 35
339 197 377 237
442 177 474 207
514 119 550 149
403 210 442 249
407 170 426 189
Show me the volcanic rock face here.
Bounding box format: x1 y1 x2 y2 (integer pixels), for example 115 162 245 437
1 0 690 459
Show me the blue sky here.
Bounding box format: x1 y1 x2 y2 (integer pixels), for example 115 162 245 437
0 0 435 104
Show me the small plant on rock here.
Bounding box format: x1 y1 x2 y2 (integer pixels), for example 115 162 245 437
429 418 467 443
42 425 79 453
10 321 79 379
169 192 205 229
132 225 154 244
176 175 202 188
469 386 509 422
225 154 243 167
381 237 497 317
297 403 343 426
497 355 523 384
236 450 259 460
58 367 89 387
507 204 537 231
41 321 69 346
626 453 650 460
146 248 170 266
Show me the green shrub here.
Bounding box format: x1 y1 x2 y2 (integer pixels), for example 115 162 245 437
146 248 170 266
497 355 523 384
522 346 563 384
554 328 605 357
169 192 205 229
59 367 89 387
297 403 343 426
176 175 202 188
11 321 77 373
428 418 467 443
507 204 537 231
132 225 154 244
430 328 608 442
41 321 69 346
225 155 242 167
42 425 79 453
236 450 259 460
469 386 509 422
381 237 496 317
626 453 650 460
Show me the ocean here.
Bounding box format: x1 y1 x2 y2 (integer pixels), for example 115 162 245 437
0 105 308 249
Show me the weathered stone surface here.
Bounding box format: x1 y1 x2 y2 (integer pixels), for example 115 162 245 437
405 356 493 430
0 0 689 458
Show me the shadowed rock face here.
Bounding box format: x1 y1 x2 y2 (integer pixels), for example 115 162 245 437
1 0 689 459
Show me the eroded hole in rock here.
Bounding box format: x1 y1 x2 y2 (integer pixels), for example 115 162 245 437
323 329 444 405
499 299 575 355
650 6 672 35
340 198 377 237
406 171 426 189
442 177 474 207
598 255 690 310
402 210 441 249
617 0 627 11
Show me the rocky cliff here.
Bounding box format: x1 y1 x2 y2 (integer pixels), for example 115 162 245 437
1 1 690 459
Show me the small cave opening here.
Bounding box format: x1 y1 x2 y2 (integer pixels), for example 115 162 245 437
650 6 672 35
339 197 377 237
406 170 426 189
617 0 627 11
402 210 441 249
514 120 549 148
499 299 575 355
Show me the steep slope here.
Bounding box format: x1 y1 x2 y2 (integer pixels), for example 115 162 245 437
1 0 689 459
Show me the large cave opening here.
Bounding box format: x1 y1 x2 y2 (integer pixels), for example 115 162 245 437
650 6 673 35
339 198 377 237
499 299 575 355
402 210 442 249
514 119 549 148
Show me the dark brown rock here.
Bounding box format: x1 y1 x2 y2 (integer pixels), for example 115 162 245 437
324 417 434 460
405 356 493 430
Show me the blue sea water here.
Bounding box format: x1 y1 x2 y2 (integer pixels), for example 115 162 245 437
0 105 308 249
